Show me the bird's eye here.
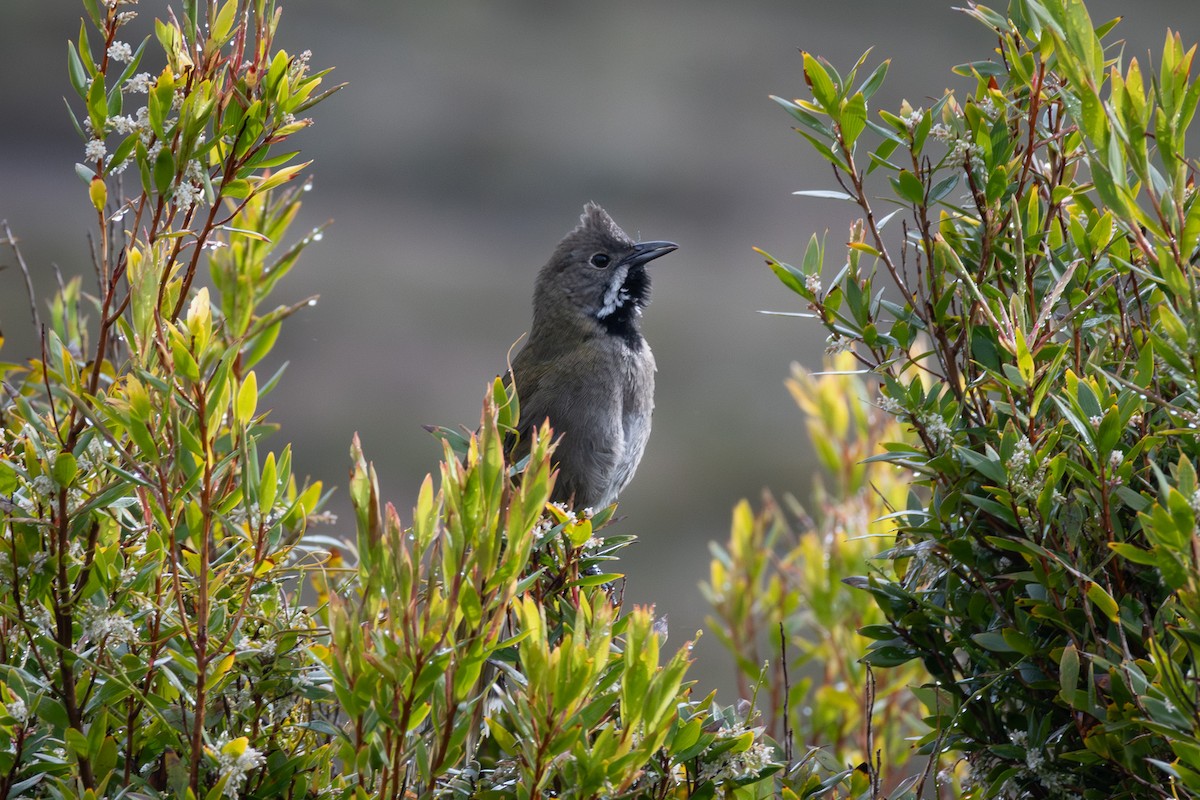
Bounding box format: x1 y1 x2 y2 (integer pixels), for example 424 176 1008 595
589 253 611 269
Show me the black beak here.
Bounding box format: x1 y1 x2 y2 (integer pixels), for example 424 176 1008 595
622 240 678 268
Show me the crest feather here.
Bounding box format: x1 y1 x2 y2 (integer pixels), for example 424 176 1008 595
576 202 631 244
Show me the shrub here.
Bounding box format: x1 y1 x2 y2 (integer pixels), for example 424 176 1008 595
703 354 935 797
755 0 1200 796
0 2 783 798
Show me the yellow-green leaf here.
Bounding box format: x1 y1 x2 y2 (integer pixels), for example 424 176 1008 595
236 371 258 426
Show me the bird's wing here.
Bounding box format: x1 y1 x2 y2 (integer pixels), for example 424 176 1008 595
511 348 621 508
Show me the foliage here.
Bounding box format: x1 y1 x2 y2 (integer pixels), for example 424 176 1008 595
759 0 1200 796
0 2 791 798
322 390 779 799
703 354 943 797
1 1 336 797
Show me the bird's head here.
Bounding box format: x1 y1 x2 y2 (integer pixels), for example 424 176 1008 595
533 203 677 337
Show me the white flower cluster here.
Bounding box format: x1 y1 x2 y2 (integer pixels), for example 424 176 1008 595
900 109 924 132
977 96 1000 119
85 138 107 163
999 730 1072 797
82 609 137 648
950 138 982 164
107 41 133 64
696 728 776 784
824 332 853 356
216 735 266 798
165 154 211 209
288 49 313 82
877 394 906 416
920 413 955 450
1006 437 1046 498
126 72 154 94
5 695 28 724
804 272 822 294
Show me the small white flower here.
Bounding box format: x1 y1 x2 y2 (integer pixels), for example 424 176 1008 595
804 272 821 294
172 180 205 209
183 159 206 183
878 395 905 416
1108 450 1124 470
31 475 59 496
951 138 980 163
930 122 953 141
1088 415 1103 428
85 138 107 162
1006 438 1033 473
107 41 133 64
216 736 266 798
116 10 138 24
921 414 955 449
6 696 28 724
824 333 852 355
84 611 137 647
126 72 154 94
109 114 137 135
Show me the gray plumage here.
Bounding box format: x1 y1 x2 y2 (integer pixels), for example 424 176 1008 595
509 203 677 509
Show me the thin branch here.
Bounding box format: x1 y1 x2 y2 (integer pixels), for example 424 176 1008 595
2 220 41 333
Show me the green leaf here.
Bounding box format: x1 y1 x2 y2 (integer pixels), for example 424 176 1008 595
67 42 89 99
87 71 107 134
803 52 839 112
856 57 889 100
972 631 1019 653
236 371 258 426
260 451 278 510
1013 326 1035 386
211 0 238 45
839 92 867 148
892 170 925 205
51 452 78 488
1085 582 1119 621
154 147 175 197
1059 643 1080 700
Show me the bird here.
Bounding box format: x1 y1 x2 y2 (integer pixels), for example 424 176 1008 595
508 203 677 510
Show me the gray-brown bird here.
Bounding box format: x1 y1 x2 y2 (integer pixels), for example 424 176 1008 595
509 203 677 509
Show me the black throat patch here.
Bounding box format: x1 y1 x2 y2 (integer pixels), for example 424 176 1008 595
595 265 649 349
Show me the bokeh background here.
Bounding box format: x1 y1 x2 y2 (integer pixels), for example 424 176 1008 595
1 0 1191 693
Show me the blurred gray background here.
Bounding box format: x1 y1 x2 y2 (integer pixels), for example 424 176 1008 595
1 1 1191 693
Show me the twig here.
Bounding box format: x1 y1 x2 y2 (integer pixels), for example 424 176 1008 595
864 665 880 798
779 621 792 764
2 220 41 333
